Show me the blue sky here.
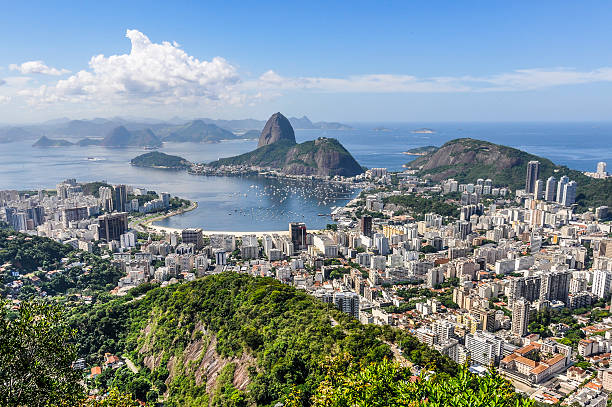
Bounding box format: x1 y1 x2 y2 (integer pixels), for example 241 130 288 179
2 1 612 123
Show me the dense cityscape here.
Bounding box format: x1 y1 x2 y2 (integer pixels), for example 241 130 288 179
2 152 611 405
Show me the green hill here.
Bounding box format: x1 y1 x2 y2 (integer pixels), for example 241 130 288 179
211 137 363 177
408 138 612 210
208 112 363 177
131 151 191 169
68 272 462 406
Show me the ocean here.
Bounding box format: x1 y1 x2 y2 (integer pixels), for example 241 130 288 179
0 122 611 231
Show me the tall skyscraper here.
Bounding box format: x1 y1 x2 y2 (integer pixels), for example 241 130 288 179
561 181 577 206
539 270 571 305
556 175 569 203
592 270 612 299
112 184 128 212
525 161 540 194
545 176 556 202
534 179 545 200
289 222 307 252
98 212 128 242
360 215 372 237
511 298 530 337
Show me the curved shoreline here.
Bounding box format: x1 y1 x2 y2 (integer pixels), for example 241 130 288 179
131 200 199 233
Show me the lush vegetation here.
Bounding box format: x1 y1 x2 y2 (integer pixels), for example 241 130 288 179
0 225 123 299
68 273 460 406
287 354 532 407
0 301 83 406
0 300 141 406
81 181 112 197
130 151 191 169
211 138 364 177
384 193 458 219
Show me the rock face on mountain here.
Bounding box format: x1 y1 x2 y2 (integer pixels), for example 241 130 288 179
257 112 296 148
210 112 363 177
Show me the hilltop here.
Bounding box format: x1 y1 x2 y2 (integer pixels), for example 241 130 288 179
131 151 191 169
68 272 462 406
210 112 363 177
32 136 73 147
163 120 238 143
407 138 612 209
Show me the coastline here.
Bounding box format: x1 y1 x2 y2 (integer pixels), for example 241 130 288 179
134 202 321 237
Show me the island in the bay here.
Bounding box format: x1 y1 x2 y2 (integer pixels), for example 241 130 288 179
130 151 192 169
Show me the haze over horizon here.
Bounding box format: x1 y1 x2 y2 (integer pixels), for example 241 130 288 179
2 1 612 123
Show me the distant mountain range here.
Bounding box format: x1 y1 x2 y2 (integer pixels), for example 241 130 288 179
3 115 352 144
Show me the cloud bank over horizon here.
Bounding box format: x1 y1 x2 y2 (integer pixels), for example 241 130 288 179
2 29 612 121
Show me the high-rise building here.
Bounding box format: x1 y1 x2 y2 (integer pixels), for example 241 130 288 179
112 185 128 212
525 161 540 194
509 276 541 305
556 176 569 203
289 222 307 252
534 179 545 200
465 331 504 367
182 228 204 250
98 212 128 242
511 298 530 337
597 161 608 177
592 270 612 299
333 291 360 319
545 176 556 202
373 233 390 255
99 186 114 212
540 270 571 305
360 215 372 238
561 181 577 206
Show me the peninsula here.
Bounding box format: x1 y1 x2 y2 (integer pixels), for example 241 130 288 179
205 112 364 177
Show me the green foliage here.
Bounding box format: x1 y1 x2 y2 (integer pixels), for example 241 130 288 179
130 151 191 169
384 194 458 219
0 301 84 406
0 225 123 299
81 182 111 197
69 273 457 406
290 355 531 407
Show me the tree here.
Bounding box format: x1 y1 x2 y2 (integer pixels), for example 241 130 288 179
290 354 533 407
0 301 84 407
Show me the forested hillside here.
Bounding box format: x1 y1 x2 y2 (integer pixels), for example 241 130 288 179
67 272 530 406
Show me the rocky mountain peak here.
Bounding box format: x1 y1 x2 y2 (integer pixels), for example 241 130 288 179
257 112 296 148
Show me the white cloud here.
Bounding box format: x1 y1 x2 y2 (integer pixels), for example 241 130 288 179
25 30 242 106
9 60 70 76
0 95 10 103
11 29 612 112
0 79 5 86
250 67 612 94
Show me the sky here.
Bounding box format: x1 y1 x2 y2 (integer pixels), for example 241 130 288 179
2 1 612 123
